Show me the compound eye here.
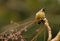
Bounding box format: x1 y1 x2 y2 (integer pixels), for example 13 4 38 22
42 8 45 12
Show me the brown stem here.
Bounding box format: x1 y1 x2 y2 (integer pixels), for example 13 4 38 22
44 18 52 41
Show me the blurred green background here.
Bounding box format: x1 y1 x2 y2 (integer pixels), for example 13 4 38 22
0 0 60 41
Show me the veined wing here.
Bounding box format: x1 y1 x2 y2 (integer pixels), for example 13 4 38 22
0 18 36 33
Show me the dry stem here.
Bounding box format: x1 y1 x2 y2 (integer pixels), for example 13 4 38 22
44 18 52 41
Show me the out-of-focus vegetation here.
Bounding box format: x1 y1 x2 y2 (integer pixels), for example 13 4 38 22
0 0 60 41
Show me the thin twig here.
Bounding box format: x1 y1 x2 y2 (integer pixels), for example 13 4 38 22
44 18 52 41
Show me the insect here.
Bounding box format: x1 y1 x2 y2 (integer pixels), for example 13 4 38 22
35 8 46 24
0 8 47 41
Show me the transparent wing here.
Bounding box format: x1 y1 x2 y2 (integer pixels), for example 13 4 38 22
0 17 44 41
1 18 35 32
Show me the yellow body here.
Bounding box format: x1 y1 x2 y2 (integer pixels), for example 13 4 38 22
35 10 45 21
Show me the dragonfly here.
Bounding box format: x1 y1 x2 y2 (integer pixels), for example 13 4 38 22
0 8 47 41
